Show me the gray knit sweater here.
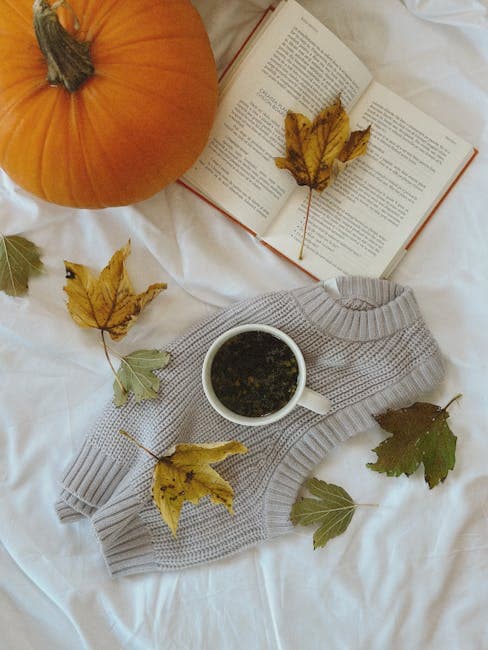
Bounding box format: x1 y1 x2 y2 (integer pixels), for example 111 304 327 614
56 277 445 577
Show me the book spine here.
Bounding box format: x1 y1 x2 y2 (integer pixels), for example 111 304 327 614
176 180 258 237
218 5 275 82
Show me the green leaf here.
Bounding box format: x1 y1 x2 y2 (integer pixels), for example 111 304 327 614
367 398 459 489
113 349 171 407
0 234 43 296
290 478 357 549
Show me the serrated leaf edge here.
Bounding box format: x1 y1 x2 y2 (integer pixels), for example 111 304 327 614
368 398 459 488
113 350 171 407
0 234 44 296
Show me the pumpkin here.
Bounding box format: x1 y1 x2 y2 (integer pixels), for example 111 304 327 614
0 0 218 208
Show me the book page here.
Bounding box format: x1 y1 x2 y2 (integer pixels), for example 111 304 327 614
218 3 287 94
182 0 372 235
263 81 473 278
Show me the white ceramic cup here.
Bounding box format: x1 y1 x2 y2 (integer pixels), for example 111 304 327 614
202 323 331 426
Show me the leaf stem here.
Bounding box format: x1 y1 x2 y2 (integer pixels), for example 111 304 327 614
33 0 94 92
298 187 313 260
118 429 161 461
101 340 124 361
101 330 125 394
443 394 462 412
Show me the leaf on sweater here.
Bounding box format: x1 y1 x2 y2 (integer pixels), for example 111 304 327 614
0 234 43 296
113 349 171 407
274 96 370 259
290 478 358 549
64 240 166 341
367 396 461 489
153 441 248 537
118 431 248 538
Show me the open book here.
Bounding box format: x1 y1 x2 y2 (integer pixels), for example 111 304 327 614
181 0 476 279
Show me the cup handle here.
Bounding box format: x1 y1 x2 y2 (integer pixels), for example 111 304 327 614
298 387 331 415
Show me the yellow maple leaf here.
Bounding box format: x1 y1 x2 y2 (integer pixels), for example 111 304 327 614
152 440 248 537
118 431 248 537
64 240 166 341
275 97 370 258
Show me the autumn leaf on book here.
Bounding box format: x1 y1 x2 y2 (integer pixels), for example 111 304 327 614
119 430 248 537
275 96 370 259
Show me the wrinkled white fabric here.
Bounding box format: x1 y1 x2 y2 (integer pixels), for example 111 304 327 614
402 0 487 28
1 1 487 648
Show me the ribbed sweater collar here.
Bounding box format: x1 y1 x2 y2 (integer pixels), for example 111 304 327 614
292 276 421 340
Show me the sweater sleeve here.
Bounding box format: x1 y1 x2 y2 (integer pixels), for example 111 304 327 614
55 398 158 521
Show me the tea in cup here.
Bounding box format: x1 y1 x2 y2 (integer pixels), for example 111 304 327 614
202 324 330 426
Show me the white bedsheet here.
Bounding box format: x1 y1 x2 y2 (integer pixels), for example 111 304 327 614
1 1 487 648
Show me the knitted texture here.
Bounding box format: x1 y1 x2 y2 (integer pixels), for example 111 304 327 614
56 277 445 576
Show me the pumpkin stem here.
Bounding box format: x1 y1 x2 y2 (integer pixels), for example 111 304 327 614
33 0 94 92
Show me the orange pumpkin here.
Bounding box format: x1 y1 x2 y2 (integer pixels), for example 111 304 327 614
0 0 218 208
